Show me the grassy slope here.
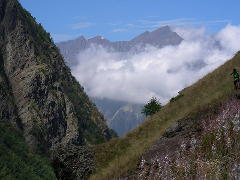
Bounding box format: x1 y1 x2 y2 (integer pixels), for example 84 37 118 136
91 51 240 179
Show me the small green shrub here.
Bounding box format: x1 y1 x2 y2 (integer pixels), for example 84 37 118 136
142 97 162 116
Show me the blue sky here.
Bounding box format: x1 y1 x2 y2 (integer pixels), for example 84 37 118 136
19 0 240 42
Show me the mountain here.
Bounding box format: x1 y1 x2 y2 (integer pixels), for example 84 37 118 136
57 26 183 67
131 26 182 46
91 51 240 179
92 98 144 136
0 0 115 179
2 0 240 179
57 26 183 136
109 103 144 136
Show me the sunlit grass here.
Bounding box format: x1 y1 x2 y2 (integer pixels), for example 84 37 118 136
90 52 240 179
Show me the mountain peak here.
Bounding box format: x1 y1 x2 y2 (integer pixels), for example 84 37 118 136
130 25 183 46
57 26 183 66
156 25 171 31
76 35 86 40
89 36 106 40
152 25 173 34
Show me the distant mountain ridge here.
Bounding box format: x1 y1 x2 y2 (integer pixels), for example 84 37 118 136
92 98 145 136
57 26 183 66
109 103 144 136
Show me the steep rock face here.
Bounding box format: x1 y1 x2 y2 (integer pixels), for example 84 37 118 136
0 55 20 127
0 0 114 154
130 98 240 179
52 145 95 180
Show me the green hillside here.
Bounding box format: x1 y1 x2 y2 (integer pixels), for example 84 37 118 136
0 122 56 180
90 51 240 179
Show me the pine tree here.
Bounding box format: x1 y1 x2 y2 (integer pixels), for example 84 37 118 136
142 97 162 116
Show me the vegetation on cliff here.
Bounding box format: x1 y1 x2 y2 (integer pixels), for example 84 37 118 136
0 122 56 179
0 0 115 178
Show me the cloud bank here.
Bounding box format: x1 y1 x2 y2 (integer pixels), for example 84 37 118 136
72 25 240 104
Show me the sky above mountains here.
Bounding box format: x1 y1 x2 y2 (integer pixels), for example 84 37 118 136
18 0 240 104
71 25 240 104
19 0 240 42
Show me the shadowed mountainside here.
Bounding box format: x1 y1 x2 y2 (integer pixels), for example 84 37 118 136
0 0 115 179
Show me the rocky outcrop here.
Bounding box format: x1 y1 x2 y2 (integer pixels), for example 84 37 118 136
52 145 95 179
129 97 240 179
0 0 115 178
0 53 21 127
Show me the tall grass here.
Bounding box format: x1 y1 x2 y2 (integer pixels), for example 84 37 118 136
90 52 240 179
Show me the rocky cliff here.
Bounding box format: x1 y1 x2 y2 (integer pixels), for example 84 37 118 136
0 0 115 178
132 98 240 179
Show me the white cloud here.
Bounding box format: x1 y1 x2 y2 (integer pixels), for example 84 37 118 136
112 28 128 32
139 18 196 28
216 24 240 52
72 16 88 20
139 19 230 29
173 26 207 40
72 25 240 104
71 22 94 30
